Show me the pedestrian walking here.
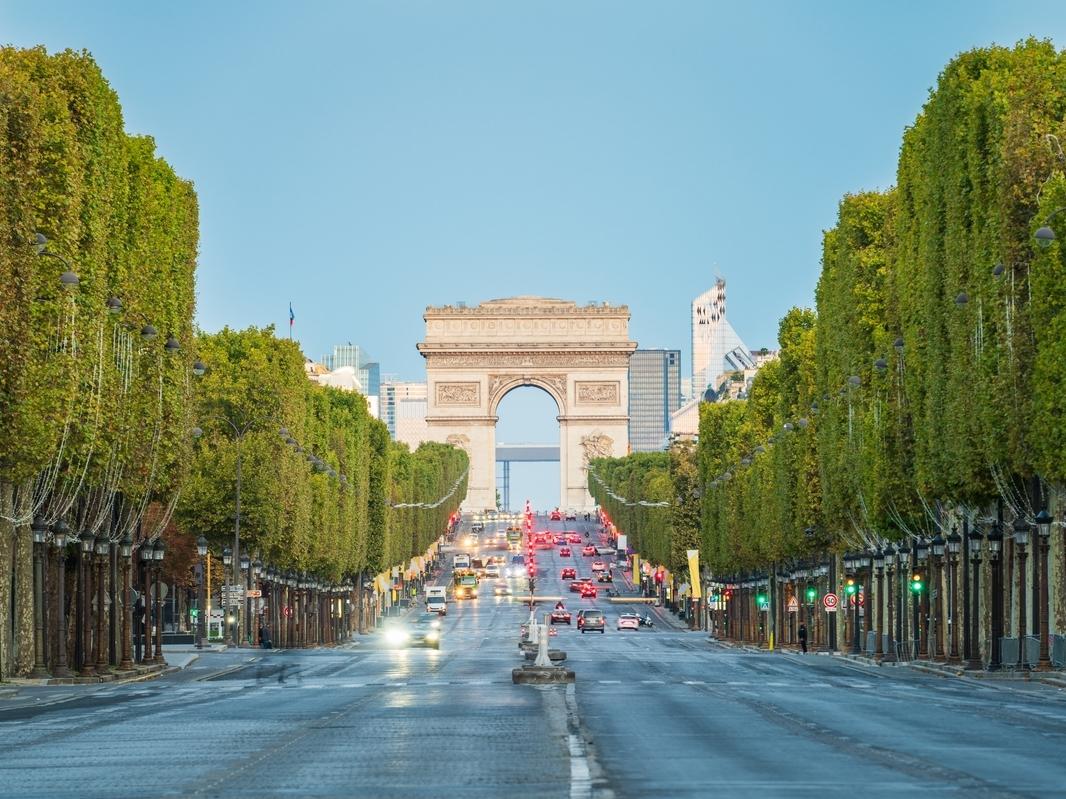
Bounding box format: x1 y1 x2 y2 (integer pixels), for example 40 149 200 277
798 623 808 654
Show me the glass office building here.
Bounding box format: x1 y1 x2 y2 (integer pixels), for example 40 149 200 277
322 343 380 397
628 349 682 452
691 277 754 397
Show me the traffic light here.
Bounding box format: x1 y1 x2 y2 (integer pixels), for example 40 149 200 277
190 608 199 619
528 577 536 593
805 585 817 603
910 573 924 593
755 592 768 608
845 578 857 596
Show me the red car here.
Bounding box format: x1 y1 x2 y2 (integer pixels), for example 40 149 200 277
561 567 576 579
566 533 582 544
579 583 598 599
582 545 596 556
559 547 571 557
550 608 572 625
569 578 589 593
550 510 562 521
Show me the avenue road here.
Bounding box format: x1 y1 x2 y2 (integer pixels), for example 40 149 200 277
1 517 1065 798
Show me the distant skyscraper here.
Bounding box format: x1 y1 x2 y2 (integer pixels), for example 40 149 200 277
322 343 380 398
691 277 754 396
628 349 682 452
379 381 429 439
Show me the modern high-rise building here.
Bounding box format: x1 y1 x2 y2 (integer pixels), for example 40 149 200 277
322 343 380 397
379 381 429 439
628 349 682 452
691 277 754 396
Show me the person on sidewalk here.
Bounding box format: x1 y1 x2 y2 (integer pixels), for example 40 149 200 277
798 623 808 654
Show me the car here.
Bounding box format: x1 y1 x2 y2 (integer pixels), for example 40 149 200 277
566 532 582 544
577 609 605 633
554 535 567 545
569 578 589 593
483 564 500 578
597 572 613 583
595 546 616 556
565 510 578 520
617 613 640 631
493 581 511 596
582 545 596 556
384 613 442 649
427 597 447 615
560 567 576 579
550 607 572 625
559 547 572 558
579 583 598 599
590 560 606 572
549 510 562 521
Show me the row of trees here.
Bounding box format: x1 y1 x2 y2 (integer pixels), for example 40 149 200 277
0 48 465 679
590 40 1066 584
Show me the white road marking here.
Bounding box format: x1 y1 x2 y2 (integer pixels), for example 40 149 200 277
683 680 706 685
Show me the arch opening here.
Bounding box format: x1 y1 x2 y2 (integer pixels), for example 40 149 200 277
495 385 560 512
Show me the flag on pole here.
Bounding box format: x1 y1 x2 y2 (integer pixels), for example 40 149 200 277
289 302 294 339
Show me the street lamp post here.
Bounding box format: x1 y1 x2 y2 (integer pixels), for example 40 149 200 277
30 517 50 678
987 524 1004 670
51 522 73 678
118 534 133 670
964 526 983 669
882 545 896 662
153 539 166 665
1012 518 1030 671
897 544 910 658
1034 510 1054 670
196 536 208 649
915 537 930 658
946 530 962 663
94 535 110 674
873 549 885 659
222 547 233 646
78 529 96 676
240 552 251 646
930 534 945 661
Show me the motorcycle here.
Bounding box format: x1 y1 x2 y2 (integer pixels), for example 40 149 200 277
638 613 654 628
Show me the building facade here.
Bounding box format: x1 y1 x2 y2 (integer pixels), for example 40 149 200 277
691 277 754 397
322 343 380 396
379 381 429 439
628 349 682 451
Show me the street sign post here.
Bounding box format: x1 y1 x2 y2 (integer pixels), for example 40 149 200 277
823 592 839 613
787 596 799 613
245 589 262 599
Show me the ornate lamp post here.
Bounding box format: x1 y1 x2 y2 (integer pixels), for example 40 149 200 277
915 538 930 658
873 549 885 659
252 559 263 646
239 552 251 646
196 536 208 650
882 545 896 662
94 534 110 673
930 534 945 661
78 529 96 676
1012 517 1031 670
51 522 73 677
118 533 134 670
30 517 51 678
153 539 167 665
222 546 234 646
1034 510 1054 670
946 529 962 663
897 544 910 657
138 539 154 663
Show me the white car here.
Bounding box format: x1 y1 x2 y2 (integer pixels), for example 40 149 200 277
617 613 640 631
483 564 500 578
590 560 606 572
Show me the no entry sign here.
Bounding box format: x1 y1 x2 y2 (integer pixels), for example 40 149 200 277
823 592 839 612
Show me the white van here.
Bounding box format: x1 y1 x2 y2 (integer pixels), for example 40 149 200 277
426 586 447 615
453 553 470 569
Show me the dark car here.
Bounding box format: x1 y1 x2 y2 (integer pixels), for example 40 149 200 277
577 609 605 633
597 572 613 583
550 607 572 625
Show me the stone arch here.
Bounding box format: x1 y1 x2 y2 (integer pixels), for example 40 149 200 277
417 296 636 511
488 375 566 418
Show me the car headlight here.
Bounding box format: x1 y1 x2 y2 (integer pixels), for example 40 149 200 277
426 631 439 642
430 619 441 629
385 628 410 645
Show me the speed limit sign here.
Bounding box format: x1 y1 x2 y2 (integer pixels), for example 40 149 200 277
823 592 839 612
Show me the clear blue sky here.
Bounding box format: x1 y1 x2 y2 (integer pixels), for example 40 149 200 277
4 2 1063 509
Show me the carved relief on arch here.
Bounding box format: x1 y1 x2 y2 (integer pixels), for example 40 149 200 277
445 434 471 452
580 432 614 465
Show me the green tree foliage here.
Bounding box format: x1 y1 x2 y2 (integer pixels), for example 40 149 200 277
178 327 467 581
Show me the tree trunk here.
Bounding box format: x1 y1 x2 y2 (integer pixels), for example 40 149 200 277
14 509 34 675
0 482 14 680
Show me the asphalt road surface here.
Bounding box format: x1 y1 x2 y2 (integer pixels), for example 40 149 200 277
3 516 1065 798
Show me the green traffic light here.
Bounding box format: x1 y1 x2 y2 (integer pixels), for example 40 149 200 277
756 593 767 605
910 576 924 593
845 580 857 596
805 587 817 601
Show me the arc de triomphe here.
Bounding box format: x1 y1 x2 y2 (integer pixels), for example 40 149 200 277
417 297 637 511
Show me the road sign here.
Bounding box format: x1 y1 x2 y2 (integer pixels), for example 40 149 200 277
823 592 839 612
787 596 799 613
246 589 262 598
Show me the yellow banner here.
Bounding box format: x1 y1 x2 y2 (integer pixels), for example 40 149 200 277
632 554 640 586
687 549 702 599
